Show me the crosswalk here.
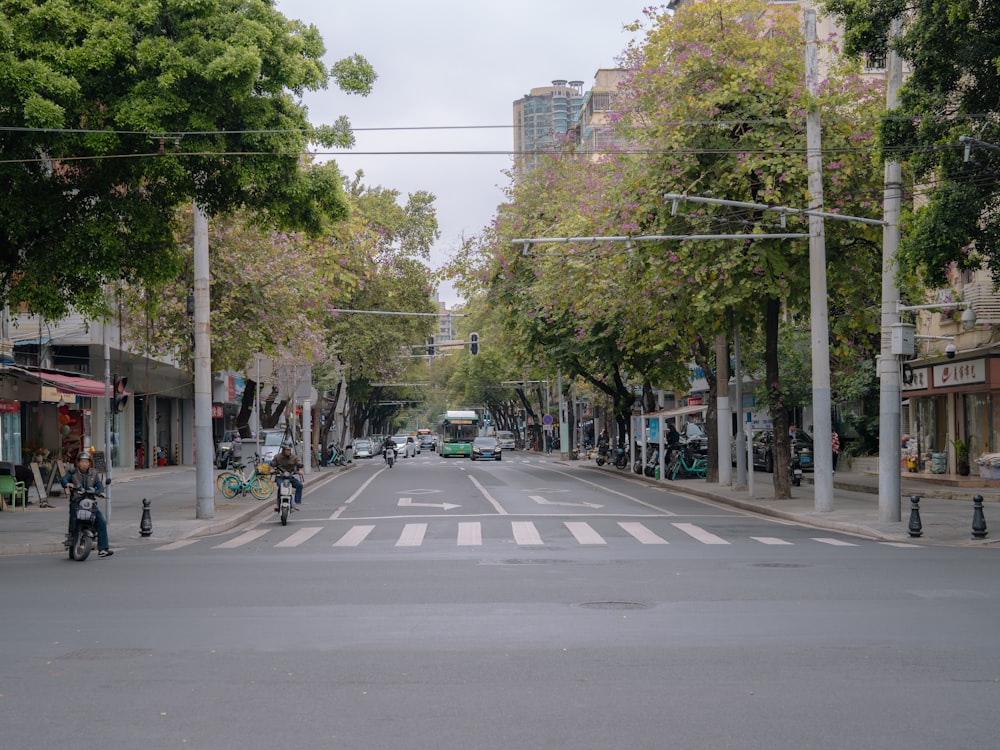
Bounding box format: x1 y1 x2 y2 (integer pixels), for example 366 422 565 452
155 520 922 553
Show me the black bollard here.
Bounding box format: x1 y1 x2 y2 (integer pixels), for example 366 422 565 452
971 494 988 539
907 495 922 538
139 498 152 537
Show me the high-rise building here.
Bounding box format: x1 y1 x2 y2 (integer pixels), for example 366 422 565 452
512 79 585 173
574 68 627 158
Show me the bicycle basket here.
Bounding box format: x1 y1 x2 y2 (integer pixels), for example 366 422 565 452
257 464 271 475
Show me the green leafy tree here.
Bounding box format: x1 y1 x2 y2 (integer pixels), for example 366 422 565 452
0 0 375 319
823 0 1000 286
612 0 885 495
324 175 440 436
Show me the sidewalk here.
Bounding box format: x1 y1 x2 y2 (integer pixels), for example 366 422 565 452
569 458 1000 548
0 464 347 557
2 459 997 556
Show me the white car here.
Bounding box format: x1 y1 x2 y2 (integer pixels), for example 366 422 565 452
352 438 374 459
495 431 516 451
392 434 417 458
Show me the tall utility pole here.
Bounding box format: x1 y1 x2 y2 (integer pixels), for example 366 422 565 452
715 333 732 485
805 10 834 512
193 203 214 519
878 18 904 523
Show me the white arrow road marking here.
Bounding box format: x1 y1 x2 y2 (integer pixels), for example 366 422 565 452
398 497 461 510
529 494 603 509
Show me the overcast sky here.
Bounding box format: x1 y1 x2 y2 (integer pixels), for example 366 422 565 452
274 1 643 306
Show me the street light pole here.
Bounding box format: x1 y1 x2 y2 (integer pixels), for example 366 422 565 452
878 17 905 523
193 202 214 519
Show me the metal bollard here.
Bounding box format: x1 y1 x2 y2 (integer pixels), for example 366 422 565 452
139 498 152 537
907 495 922 538
971 495 988 539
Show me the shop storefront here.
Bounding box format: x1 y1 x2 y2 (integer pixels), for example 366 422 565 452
902 350 999 474
0 399 21 464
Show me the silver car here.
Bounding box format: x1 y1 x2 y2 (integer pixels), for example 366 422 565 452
495 431 516 451
352 438 374 459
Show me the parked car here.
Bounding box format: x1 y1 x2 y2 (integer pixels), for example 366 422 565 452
392 434 417 458
751 429 814 473
495 431 517 451
352 438 374 459
471 436 502 461
259 429 294 463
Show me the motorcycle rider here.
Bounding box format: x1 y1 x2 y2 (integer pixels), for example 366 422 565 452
381 434 397 464
270 439 304 511
60 452 113 558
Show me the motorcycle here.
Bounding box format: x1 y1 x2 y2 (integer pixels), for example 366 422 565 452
274 470 295 526
595 441 610 466
790 445 804 487
67 486 101 561
613 446 628 470
384 446 396 468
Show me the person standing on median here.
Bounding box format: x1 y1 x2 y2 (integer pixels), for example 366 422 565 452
61 452 114 558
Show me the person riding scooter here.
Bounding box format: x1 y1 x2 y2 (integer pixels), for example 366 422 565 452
381 435 397 464
60 452 114 557
270 440 304 511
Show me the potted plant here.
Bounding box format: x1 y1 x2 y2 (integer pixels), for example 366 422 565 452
951 437 973 476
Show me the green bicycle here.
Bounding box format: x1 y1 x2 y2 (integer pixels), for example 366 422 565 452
216 461 274 500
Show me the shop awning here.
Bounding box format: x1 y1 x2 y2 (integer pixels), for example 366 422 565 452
33 371 109 398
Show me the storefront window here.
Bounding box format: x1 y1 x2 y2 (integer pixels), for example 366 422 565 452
914 397 947 455
964 393 994 455
0 400 22 463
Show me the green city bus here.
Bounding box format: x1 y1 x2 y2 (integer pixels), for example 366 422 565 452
438 410 480 457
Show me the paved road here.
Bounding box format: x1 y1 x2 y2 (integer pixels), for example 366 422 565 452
2 452 998 750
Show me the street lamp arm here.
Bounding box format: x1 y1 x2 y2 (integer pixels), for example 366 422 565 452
896 300 970 312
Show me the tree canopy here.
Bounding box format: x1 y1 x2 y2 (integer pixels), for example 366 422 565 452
824 0 1000 286
447 0 888 496
0 0 375 319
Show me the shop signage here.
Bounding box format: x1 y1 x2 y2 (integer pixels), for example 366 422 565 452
41 385 61 402
901 367 929 392
933 358 986 388
212 404 223 419
0 399 19 413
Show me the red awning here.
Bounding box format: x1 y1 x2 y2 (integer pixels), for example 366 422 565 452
35 371 109 398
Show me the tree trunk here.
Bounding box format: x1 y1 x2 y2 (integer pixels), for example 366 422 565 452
235 380 257 438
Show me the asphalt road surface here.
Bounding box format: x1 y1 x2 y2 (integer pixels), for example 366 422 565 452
3 451 998 750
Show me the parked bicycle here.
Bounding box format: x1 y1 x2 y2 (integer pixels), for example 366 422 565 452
665 444 707 480
216 459 275 500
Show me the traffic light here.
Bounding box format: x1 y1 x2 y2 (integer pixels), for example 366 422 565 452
469 332 479 356
426 337 435 357
112 375 129 413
